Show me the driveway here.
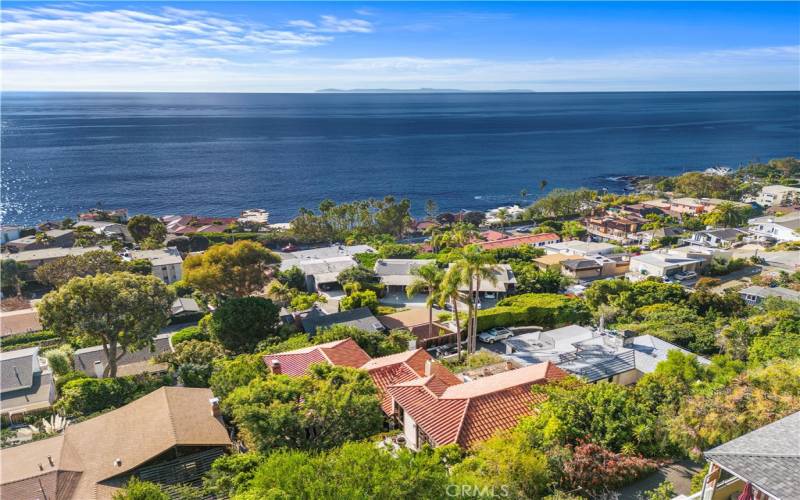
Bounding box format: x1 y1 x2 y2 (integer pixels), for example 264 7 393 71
616 460 704 499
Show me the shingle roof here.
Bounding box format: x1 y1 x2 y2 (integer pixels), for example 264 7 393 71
0 347 38 393
0 308 42 337
263 338 371 376
739 286 800 303
0 387 231 500
562 258 601 271
301 307 383 334
387 362 567 448
476 233 560 250
705 411 800 500
1 371 54 416
72 334 173 377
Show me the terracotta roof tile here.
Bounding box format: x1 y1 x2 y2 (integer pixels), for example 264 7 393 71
387 362 567 448
263 338 370 376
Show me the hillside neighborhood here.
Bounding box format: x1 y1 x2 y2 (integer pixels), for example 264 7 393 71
1 158 799 499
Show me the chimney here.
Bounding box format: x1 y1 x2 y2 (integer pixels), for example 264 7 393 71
270 359 282 375
47 455 54 466
93 361 104 378
424 359 432 377
114 458 122 467
38 464 43 471
505 343 514 355
209 397 221 418
482 367 492 377
407 339 417 351
505 360 514 371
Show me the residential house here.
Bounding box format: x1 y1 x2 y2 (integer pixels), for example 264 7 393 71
171 297 203 320
755 184 800 207
162 215 237 234
78 207 128 223
447 262 517 299
669 197 709 215
485 205 526 225
0 308 42 338
125 248 183 284
692 411 799 500
620 203 664 217
387 362 567 450
238 209 269 226
748 213 800 243
627 250 705 280
279 244 375 264
264 338 459 416
582 212 647 244
408 219 439 234
479 230 509 242
72 333 175 378
475 233 560 251
374 259 436 294
1 226 22 244
688 228 748 248
0 347 56 423
0 387 232 499
300 307 384 335
560 254 629 280
75 220 129 242
545 240 618 256
378 308 459 348
738 286 800 306
637 226 684 246
290 255 359 292
502 325 710 385
532 253 574 272
1 246 107 276
5 229 75 253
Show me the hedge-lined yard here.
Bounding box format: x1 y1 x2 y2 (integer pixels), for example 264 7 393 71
476 293 589 331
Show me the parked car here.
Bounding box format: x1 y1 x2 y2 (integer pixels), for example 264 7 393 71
484 292 496 299
674 271 698 281
662 276 676 284
478 327 514 344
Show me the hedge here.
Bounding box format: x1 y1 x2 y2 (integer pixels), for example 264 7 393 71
171 325 209 346
0 330 61 352
476 293 589 331
55 373 172 417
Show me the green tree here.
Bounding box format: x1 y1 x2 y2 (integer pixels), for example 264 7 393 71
224 364 383 453
203 452 263 498
406 262 445 340
207 297 281 353
238 442 448 499
56 374 169 417
336 266 377 289
560 220 587 240
0 259 25 296
425 199 438 221
704 202 751 228
277 265 306 290
113 478 169 500
183 240 280 298
314 324 413 357
162 340 225 387
339 289 379 312
38 272 174 377
447 245 499 354
209 354 268 400
440 271 465 360
618 303 716 354
127 215 167 245
34 249 128 288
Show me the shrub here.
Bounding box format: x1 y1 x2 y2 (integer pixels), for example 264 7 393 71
170 325 209 345
54 370 89 393
207 297 282 353
113 478 169 500
477 293 588 331
559 442 658 493
209 354 268 401
43 346 73 376
55 374 171 417
339 290 379 313
0 330 60 350
378 243 418 259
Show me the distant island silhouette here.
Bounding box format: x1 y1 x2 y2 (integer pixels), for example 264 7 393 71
316 88 535 93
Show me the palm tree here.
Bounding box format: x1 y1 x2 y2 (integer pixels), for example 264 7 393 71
406 263 445 340
496 208 509 231
440 270 465 359
265 279 292 306
520 188 528 200
448 246 499 354
539 179 548 192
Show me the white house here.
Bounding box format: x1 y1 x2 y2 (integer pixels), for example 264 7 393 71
627 250 705 279
1 226 22 244
748 213 800 243
739 285 800 305
374 259 436 293
755 185 800 207
687 228 748 248
545 240 617 256
126 248 183 284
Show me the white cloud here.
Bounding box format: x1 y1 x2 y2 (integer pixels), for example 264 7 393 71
287 15 373 34
1 5 365 69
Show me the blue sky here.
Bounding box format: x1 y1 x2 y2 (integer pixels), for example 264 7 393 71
3 2 799 91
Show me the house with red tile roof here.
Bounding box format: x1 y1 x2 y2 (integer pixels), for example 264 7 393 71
263 338 371 376
263 338 460 416
475 233 560 250
387 361 567 450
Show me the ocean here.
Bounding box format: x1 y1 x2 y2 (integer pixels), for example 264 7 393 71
2 91 799 226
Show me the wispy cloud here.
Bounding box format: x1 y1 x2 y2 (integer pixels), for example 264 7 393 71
1 5 367 68
288 15 374 33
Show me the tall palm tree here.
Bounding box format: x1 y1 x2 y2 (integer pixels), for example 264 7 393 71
440 270 465 360
449 245 499 354
496 208 509 231
406 263 445 340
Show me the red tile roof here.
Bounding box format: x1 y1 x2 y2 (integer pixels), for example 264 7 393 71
476 233 560 250
263 338 371 376
480 230 509 242
387 362 567 448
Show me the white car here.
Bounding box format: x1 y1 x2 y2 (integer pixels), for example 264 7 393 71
478 327 514 344
674 271 698 281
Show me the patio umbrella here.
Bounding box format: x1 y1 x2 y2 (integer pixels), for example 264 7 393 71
738 482 754 500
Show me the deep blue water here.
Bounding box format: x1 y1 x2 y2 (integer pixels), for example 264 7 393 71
2 91 799 225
